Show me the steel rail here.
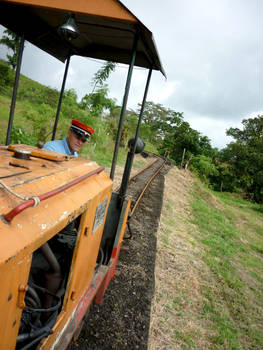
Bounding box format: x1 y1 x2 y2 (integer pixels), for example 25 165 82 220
114 158 159 193
130 158 167 217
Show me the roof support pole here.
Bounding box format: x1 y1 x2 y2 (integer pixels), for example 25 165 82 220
118 68 152 200
110 34 139 180
51 52 71 140
132 67 152 152
5 34 25 145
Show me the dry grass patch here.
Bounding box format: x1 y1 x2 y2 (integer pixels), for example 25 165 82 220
149 168 213 350
149 167 263 349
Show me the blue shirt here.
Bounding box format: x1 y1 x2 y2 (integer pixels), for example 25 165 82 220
43 137 78 157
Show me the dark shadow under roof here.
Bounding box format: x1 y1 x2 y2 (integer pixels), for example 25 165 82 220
0 0 166 77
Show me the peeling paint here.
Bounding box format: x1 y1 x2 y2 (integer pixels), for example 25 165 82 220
41 223 47 230
17 224 23 229
68 270 73 284
5 254 16 264
46 305 78 350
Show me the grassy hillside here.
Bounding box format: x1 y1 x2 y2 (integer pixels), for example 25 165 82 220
149 168 263 350
0 59 66 143
0 58 159 168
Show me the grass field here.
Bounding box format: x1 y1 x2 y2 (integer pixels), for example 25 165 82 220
149 168 263 350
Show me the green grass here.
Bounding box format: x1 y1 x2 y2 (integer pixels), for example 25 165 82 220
190 183 263 350
144 142 159 153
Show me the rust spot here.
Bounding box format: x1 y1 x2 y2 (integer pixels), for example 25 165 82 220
84 227 89 236
4 253 16 263
70 291 76 301
18 285 28 309
9 161 31 170
1 214 11 226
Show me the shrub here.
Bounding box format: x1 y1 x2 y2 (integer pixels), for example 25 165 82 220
190 155 218 184
0 63 12 92
10 125 36 145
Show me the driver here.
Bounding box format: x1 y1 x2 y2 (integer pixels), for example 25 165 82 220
43 120 94 157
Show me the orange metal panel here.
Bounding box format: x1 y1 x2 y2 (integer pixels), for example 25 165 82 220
61 190 111 308
0 254 32 350
4 0 137 22
0 146 113 349
38 192 112 349
66 193 111 302
0 174 111 264
0 148 112 267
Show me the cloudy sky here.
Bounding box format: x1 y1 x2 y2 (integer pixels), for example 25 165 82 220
1 0 263 149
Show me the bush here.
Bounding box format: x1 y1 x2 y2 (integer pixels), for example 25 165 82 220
10 125 36 145
190 155 218 184
0 63 12 92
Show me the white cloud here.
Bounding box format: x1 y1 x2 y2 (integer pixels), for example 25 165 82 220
186 113 242 149
148 79 177 105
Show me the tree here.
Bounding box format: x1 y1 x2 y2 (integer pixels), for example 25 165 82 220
139 101 183 143
220 115 263 202
0 29 21 70
159 121 212 164
80 85 117 118
80 62 117 119
189 155 218 183
227 117 263 145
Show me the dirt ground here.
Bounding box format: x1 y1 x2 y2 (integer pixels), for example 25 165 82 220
69 162 172 350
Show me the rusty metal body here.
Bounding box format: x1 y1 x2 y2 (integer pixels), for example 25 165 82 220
0 146 130 349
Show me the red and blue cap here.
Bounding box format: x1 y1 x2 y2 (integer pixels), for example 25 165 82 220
70 120 94 140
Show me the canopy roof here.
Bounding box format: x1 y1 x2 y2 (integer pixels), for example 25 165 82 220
0 0 166 76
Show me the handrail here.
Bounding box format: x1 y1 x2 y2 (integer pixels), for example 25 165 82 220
3 166 105 223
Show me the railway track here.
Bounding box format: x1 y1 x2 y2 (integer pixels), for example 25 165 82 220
118 155 167 218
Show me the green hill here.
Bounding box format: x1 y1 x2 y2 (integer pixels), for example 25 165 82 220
0 58 64 143
0 58 129 166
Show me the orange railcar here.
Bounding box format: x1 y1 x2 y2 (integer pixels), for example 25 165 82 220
0 1 165 349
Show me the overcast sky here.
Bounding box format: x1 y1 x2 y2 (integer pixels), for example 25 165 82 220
1 0 263 149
